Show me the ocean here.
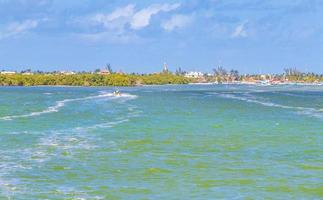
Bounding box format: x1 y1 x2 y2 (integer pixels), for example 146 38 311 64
0 85 322 199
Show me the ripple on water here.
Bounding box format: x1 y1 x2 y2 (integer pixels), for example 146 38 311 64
0 115 135 199
0 86 322 199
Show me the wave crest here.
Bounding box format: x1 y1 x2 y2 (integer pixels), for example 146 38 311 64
0 92 137 121
216 93 323 120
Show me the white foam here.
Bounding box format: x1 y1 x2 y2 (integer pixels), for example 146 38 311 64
0 92 137 121
83 118 130 130
0 100 66 121
38 134 96 151
0 103 142 198
216 93 323 120
30 118 131 162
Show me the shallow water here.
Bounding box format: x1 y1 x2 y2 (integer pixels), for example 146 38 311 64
0 85 322 199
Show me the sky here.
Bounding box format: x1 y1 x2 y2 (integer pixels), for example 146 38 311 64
0 0 323 74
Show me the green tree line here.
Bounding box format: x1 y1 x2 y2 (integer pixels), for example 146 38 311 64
0 73 190 86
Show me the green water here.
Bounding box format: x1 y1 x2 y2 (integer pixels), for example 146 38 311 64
0 85 322 199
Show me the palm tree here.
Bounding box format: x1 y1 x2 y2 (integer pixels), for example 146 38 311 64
213 66 227 82
229 69 239 81
106 63 113 73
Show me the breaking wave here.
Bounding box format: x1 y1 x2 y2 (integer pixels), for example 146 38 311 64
0 92 137 121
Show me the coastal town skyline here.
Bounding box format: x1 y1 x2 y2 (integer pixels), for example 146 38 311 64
1 62 322 75
1 0 323 74
1 64 322 86
1 63 321 76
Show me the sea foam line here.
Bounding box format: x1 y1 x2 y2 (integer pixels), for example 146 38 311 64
216 93 323 120
0 100 140 198
0 92 137 121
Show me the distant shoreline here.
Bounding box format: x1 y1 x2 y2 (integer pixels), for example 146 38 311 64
188 82 323 86
1 82 322 88
0 73 189 87
0 73 322 87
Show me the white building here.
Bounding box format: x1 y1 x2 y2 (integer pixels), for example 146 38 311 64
1 71 16 75
60 71 76 75
184 71 204 78
22 72 33 75
99 69 111 74
163 62 168 72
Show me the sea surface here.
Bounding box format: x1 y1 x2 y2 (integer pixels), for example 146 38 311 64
0 85 322 200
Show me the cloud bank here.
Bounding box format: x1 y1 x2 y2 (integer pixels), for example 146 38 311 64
130 3 181 29
0 19 44 39
162 14 192 31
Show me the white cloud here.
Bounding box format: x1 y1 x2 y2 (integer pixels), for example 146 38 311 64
74 3 181 43
130 3 181 30
82 3 181 31
232 22 248 38
0 19 43 39
162 14 192 31
91 4 135 30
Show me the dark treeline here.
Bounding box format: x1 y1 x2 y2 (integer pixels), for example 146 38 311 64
0 73 190 86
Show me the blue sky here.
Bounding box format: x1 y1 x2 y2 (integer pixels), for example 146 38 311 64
0 0 322 73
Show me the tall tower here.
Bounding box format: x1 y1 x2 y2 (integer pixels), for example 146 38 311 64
163 62 168 72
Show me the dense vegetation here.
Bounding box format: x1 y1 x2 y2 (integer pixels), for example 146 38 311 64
203 67 323 83
280 68 323 82
0 73 190 86
0 67 322 86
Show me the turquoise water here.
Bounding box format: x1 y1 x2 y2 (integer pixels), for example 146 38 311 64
0 85 322 199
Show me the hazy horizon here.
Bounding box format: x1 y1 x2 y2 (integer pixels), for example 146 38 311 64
1 0 323 74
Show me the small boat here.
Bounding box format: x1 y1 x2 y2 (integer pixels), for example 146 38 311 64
113 90 121 96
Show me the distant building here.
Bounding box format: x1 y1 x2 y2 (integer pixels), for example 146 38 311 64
163 62 168 72
260 74 267 80
116 70 124 74
184 71 204 78
60 71 76 75
1 71 16 75
260 74 272 80
99 69 111 75
22 72 33 75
